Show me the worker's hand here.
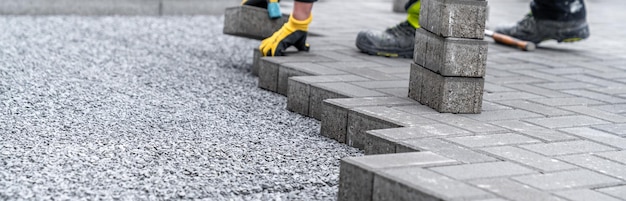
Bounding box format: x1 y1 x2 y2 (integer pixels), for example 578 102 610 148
260 14 312 56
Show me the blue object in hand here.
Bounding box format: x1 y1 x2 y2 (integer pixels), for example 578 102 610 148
267 0 281 19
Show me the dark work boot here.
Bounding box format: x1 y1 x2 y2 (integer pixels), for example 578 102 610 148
356 21 416 58
494 14 590 44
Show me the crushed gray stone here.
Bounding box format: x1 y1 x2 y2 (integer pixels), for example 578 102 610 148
0 15 363 200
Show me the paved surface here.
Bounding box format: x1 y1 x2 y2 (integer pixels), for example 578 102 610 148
253 0 626 200
0 16 362 200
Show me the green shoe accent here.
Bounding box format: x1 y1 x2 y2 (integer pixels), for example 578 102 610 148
406 1 421 29
494 14 590 44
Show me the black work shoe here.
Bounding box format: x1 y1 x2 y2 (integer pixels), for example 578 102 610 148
356 21 416 58
494 14 590 44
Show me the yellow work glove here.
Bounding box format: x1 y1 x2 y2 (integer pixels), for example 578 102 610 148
260 14 312 56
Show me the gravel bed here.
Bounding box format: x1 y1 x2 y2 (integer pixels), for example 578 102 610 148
0 16 363 200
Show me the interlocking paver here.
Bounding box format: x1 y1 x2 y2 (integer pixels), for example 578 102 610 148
397 138 498 163
563 89 626 104
596 185 626 200
481 146 576 172
523 115 608 129
515 128 578 142
424 113 507 133
446 133 541 148
429 161 537 180
470 178 565 201
374 167 495 201
596 151 626 165
561 127 626 149
520 140 616 156
592 123 626 137
366 125 470 154
461 109 543 122
513 170 623 191
558 154 626 180
529 97 604 107
497 100 573 117
554 189 623 201
561 106 626 123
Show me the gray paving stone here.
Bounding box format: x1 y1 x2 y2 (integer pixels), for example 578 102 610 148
340 67 404 81
561 127 626 149
536 81 601 90
413 29 487 77
513 170 623 191
470 178 565 201
524 115 609 129
592 123 626 137
320 97 416 144
347 106 438 150
430 161 537 180
563 89 626 104
419 0 487 39
596 185 626 200
287 75 369 117
481 101 513 111
251 48 262 76
397 138 498 164
447 133 541 148
374 167 495 201
391 105 441 116
558 154 626 180
491 120 546 132
554 189 623 201
481 146 576 172
497 100 573 117
595 104 626 114
310 82 388 120
375 87 409 97
0 0 160 15
483 91 544 101
506 84 573 98
424 113 507 133
461 109 543 122
520 140 616 156
409 63 484 114
365 125 470 155
516 129 579 142
350 80 409 89
596 151 626 165
338 152 457 201
529 97 604 107
278 62 347 95
223 5 288 40
258 54 335 93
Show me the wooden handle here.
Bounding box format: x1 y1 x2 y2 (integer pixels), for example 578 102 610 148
491 32 536 51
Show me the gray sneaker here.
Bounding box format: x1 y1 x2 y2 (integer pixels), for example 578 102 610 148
356 21 416 58
495 14 590 44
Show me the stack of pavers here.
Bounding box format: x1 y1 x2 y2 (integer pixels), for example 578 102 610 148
409 0 488 114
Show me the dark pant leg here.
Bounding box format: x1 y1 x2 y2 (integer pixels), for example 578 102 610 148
405 0 420 10
531 0 586 21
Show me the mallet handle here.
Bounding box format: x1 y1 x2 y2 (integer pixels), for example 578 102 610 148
485 30 536 51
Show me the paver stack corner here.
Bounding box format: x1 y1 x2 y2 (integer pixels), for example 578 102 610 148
408 0 488 114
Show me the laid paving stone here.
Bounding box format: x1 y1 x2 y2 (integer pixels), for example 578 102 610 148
513 170 623 191
561 105 626 123
592 123 626 137
429 161 537 180
563 89 626 104
496 100 574 117
409 63 484 114
374 167 496 201
338 152 457 201
461 109 543 122
366 125 471 154
470 178 565 201
320 97 416 143
446 133 541 148
506 84 573 98
419 0 487 39
397 138 498 164
523 115 609 129
393 0 410 13
339 67 405 81
414 29 487 77
287 75 368 117
277 62 347 95
516 128 579 142
347 106 439 150
596 151 626 165
310 82 388 120
554 189 623 201
424 113 507 133
491 120 546 132
251 48 262 76
162 0 239 15
558 154 626 180
481 146 577 172
391 104 440 116
561 127 626 149
258 53 335 93
519 140 617 156
349 80 409 89
596 185 626 200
